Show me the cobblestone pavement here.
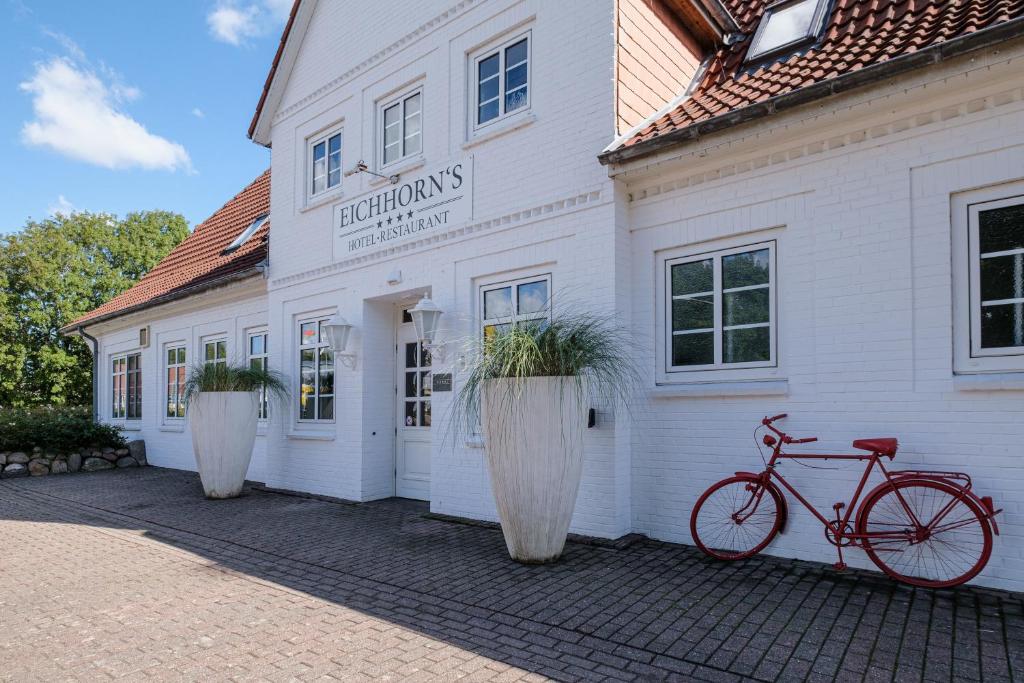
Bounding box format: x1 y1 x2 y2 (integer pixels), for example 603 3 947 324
1 468 1021 682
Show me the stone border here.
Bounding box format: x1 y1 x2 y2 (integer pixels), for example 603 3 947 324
0 440 147 479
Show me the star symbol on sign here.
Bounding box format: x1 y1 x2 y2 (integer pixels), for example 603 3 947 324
407 210 414 219
386 215 393 225
376 220 382 228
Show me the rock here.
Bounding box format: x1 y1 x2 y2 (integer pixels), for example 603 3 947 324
116 457 139 468
128 440 147 467
114 448 129 457
82 457 114 472
100 451 119 463
102 447 115 454
0 453 6 467
67 452 82 473
1 463 28 478
8 452 29 465
43 452 57 461
28 459 49 476
50 460 69 475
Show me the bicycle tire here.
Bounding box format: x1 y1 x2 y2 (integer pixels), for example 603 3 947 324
690 475 783 560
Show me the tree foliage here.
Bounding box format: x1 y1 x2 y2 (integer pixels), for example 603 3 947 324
0 210 188 407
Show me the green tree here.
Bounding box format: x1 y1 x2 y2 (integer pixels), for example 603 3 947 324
0 210 188 407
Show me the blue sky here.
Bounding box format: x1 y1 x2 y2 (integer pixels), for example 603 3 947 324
0 0 291 233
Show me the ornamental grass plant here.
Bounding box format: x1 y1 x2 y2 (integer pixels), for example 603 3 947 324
183 362 289 406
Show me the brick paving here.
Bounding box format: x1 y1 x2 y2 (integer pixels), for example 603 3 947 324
1 468 1021 682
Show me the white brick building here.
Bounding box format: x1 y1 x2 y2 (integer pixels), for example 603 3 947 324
69 0 1024 590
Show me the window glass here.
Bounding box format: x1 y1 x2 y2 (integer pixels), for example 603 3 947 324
484 287 513 320
978 204 1024 349
312 140 326 195
481 276 552 345
112 353 141 419
477 54 500 124
403 93 422 157
747 0 823 60
383 102 402 165
517 281 548 315
247 332 269 420
204 340 227 367
166 345 187 419
310 132 341 196
298 319 334 421
327 134 342 188
504 38 529 113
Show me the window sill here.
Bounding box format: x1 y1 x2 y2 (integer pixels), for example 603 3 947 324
286 430 335 441
650 379 790 399
953 372 1024 392
301 188 344 214
159 424 185 433
369 156 425 187
463 113 536 150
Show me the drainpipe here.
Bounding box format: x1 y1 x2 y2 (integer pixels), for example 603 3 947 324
77 325 99 423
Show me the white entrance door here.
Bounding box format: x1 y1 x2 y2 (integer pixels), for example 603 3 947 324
396 310 431 500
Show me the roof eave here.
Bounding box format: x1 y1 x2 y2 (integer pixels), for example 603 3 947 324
248 0 311 146
599 16 1024 166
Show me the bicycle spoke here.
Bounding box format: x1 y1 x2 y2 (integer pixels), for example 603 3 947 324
692 479 780 559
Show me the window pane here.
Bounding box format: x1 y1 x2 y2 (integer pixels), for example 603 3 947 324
673 295 713 331
405 342 418 368
177 348 186 364
250 334 264 355
420 401 431 427
205 343 215 361
319 348 334 395
980 254 1024 302
405 371 418 398
420 343 431 368
421 371 432 397
328 135 342 188
723 249 770 289
505 38 528 67
484 287 513 319
405 401 417 427
478 100 499 124
981 303 1024 348
403 96 422 156
217 341 226 359
505 82 528 113
979 203 1024 254
517 281 548 315
478 53 499 83
312 141 326 194
723 288 770 326
300 348 315 419
672 260 713 295
167 348 176 365
319 397 334 421
301 323 317 345
672 333 714 366
724 327 771 363
751 0 818 57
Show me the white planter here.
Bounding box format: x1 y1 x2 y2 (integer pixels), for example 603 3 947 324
190 391 259 499
482 376 586 563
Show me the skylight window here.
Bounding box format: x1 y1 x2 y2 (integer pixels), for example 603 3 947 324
746 0 830 62
223 214 268 254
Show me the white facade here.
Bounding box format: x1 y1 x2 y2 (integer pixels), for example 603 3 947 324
84 1 1024 591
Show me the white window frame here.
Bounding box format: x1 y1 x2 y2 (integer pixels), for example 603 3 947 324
203 337 228 368
165 344 187 421
111 352 143 421
479 273 552 338
745 0 830 63
379 88 423 169
471 31 531 131
953 186 1024 374
247 330 269 421
307 126 343 199
297 317 335 423
658 240 778 383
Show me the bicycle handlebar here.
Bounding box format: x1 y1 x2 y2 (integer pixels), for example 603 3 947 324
763 413 787 425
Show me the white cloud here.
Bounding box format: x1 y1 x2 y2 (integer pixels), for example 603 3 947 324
192 107 205 118
19 57 192 172
48 194 75 217
206 0 290 46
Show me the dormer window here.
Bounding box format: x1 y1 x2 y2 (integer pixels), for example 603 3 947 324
223 214 268 254
745 0 830 63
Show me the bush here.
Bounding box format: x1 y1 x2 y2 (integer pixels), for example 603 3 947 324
0 406 126 453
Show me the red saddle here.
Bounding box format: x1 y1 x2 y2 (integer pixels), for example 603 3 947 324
852 438 898 456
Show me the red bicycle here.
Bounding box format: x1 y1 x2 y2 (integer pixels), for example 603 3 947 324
690 414 1001 588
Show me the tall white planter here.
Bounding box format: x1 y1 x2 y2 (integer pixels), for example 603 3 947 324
482 376 586 563
190 391 259 499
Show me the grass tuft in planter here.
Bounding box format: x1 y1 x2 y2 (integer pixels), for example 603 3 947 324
453 312 639 563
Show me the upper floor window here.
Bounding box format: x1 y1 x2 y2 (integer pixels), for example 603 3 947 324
310 128 342 197
666 242 776 372
481 274 550 340
746 0 830 62
112 352 142 420
298 318 334 422
223 214 268 254
474 33 530 128
969 197 1024 355
248 331 269 420
381 90 422 167
204 339 227 368
165 345 186 420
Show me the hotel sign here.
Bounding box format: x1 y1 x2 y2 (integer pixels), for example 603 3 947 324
334 158 473 257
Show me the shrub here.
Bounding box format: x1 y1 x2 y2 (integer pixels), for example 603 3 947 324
0 406 126 453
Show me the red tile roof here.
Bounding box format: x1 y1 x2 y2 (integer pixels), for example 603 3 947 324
608 0 1024 160
66 170 271 331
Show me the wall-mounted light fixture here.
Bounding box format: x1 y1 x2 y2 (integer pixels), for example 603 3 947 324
322 314 357 369
409 294 446 362
343 160 400 185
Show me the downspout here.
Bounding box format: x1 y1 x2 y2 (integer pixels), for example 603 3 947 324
77 325 99 423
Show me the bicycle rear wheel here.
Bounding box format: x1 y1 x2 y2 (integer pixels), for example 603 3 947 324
690 475 783 560
857 479 993 588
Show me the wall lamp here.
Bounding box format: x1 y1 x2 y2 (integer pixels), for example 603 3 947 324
322 314 358 369
409 294 447 362
344 160 400 185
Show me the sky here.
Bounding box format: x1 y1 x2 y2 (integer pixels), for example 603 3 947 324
0 0 292 234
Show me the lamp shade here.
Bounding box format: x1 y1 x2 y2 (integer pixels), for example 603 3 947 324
322 315 353 354
410 295 443 344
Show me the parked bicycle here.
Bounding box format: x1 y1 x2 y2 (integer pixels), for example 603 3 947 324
690 414 1001 588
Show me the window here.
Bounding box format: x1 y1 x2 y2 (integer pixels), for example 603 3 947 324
666 242 776 372
474 33 530 128
746 0 829 62
969 197 1024 356
112 353 142 420
248 331 269 420
165 345 186 419
310 129 342 196
204 339 227 368
480 274 551 340
381 91 422 166
298 319 334 421
223 214 268 254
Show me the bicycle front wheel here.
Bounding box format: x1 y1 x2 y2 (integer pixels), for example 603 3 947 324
690 475 783 560
857 479 993 588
